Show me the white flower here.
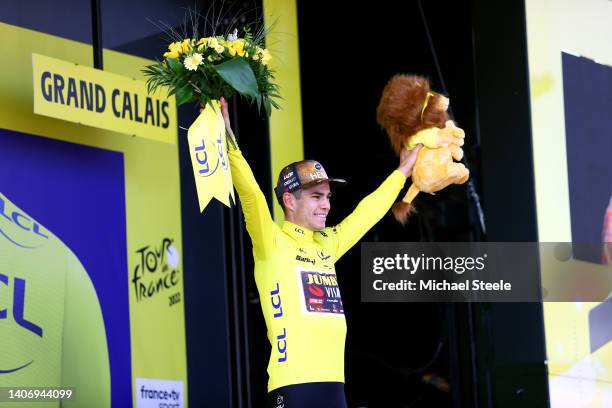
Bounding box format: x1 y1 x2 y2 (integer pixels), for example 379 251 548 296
184 53 203 71
227 28 238 41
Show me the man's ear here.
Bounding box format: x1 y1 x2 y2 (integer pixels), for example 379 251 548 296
283 192 295 212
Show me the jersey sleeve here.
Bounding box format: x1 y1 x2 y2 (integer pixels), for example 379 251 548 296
61 252 111 407
229 148 276 259
331 170 406 261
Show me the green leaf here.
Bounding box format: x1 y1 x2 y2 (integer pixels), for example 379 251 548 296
175 83 194 106
264 98 271 117
270 98 281 109
167 58 185 75
212 58 260 99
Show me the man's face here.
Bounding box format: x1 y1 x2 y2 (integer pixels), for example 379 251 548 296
291 182 331 231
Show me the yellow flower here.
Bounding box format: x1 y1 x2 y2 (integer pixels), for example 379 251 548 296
228 39 246 57
184 53 203 71
180 39 193 54
163 50 179 59
263 50 272 65
254 48 272 65
208 37 225 54
252 46 262 60
195 38 207 52
163 41 182 59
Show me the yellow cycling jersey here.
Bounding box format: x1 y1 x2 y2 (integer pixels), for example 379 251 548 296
229 149 406 391
0 192 110 408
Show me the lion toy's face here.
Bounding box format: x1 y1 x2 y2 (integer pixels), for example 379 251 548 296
377 74 470 194
376 75 450 155
376 74 470 224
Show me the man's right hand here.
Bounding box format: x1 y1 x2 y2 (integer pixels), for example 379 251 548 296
200 97 235 137
219 97 233 133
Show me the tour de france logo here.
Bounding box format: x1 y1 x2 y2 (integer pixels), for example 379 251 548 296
132 237 182 307
193 130 228 178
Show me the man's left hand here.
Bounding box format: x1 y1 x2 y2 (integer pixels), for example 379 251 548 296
397 145 422 178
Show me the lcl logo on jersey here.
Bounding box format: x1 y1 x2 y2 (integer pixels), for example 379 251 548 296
0 274 42 337
1 274 42 374
0 196 48 249
270 283 287 363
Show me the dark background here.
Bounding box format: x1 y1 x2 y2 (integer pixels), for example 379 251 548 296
295 1 477 407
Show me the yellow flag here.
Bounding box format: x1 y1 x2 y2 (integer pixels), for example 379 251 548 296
187 101 234 211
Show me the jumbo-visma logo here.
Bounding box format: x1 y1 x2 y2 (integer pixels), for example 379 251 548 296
192 131 228 178
0 195 49 249
300 270 344 314
0 273 43 374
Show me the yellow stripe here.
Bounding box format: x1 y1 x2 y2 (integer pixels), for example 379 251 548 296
263 0 304 222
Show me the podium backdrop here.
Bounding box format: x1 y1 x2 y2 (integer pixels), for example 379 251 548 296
0 21 187 408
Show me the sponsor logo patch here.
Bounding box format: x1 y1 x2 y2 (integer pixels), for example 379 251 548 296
298 269 343 315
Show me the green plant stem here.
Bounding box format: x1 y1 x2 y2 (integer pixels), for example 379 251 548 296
188 80 202 94
226 128 238 151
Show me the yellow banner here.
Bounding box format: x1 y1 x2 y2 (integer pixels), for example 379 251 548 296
32 53 177 144
187 102 234 211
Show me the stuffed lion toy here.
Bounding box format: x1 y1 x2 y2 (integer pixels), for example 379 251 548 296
377 74 469 224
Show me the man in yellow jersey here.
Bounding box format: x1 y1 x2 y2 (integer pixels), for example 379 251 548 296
220 98 421 407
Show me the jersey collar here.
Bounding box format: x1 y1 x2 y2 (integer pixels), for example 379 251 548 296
282 221 314 242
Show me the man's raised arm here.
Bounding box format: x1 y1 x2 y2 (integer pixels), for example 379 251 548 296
220 98 277 259
331 146 422 260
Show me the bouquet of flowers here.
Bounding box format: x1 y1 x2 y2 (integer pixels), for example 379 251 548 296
142 20 280 213
143 28 280 115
